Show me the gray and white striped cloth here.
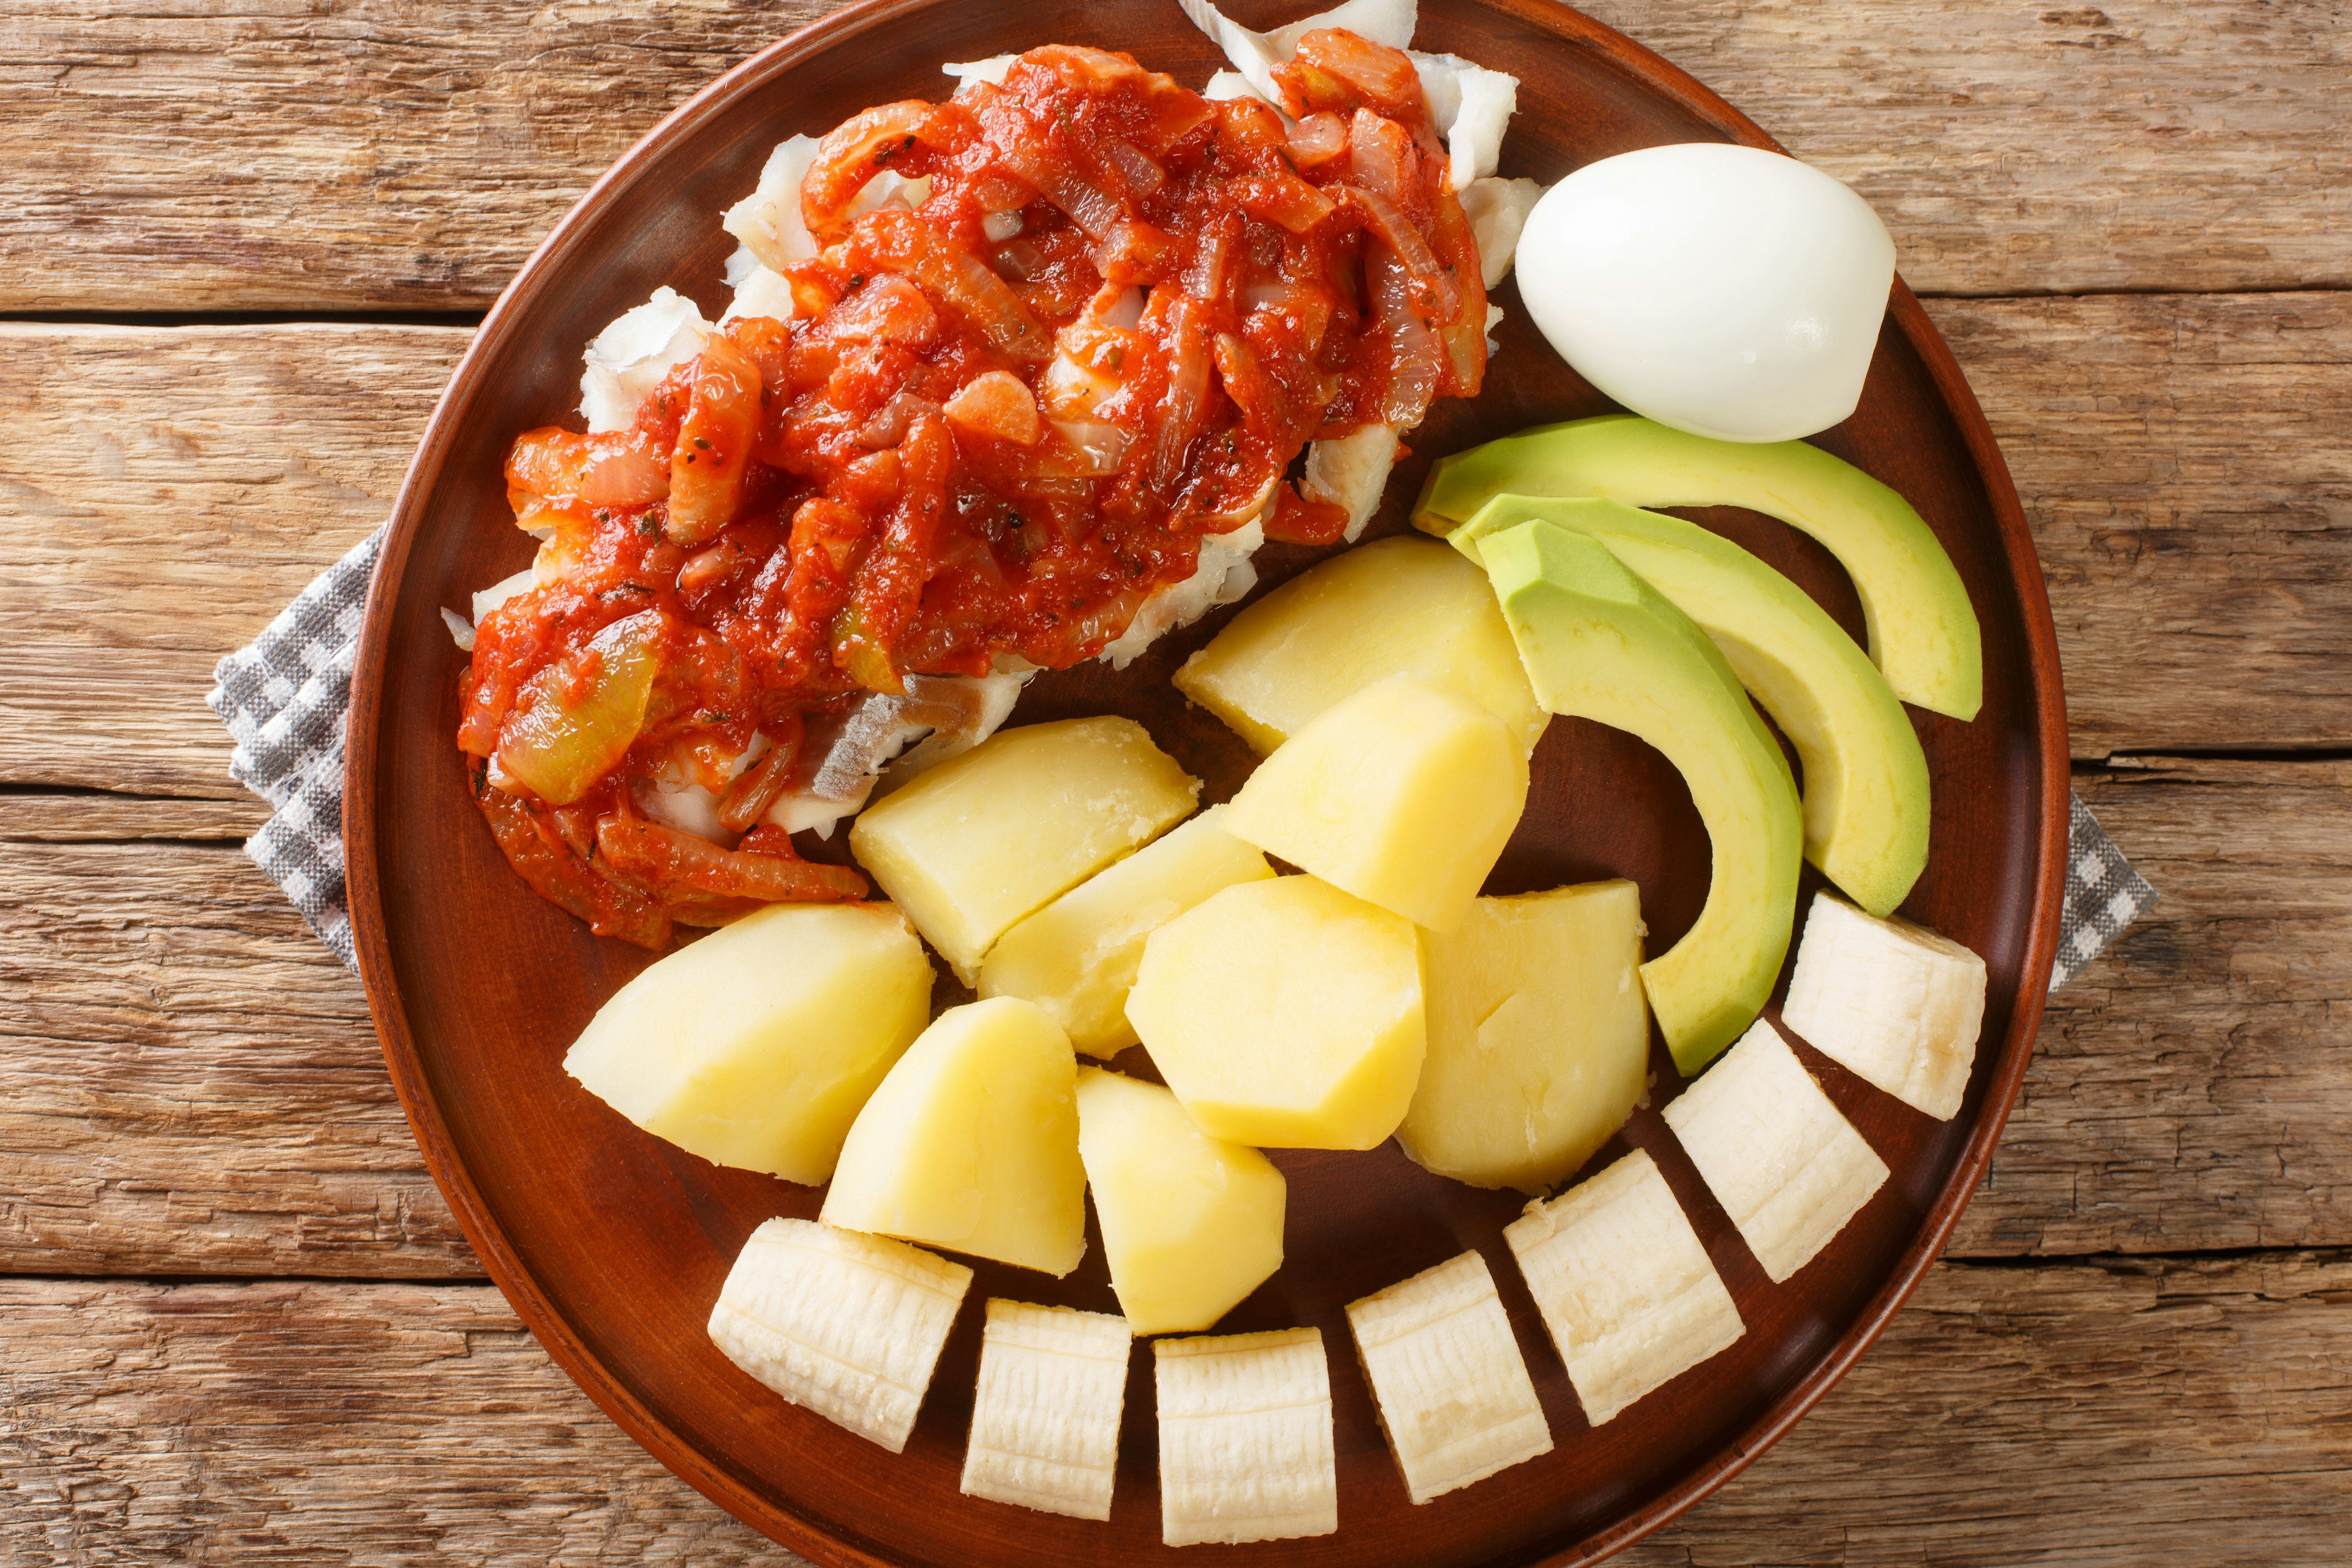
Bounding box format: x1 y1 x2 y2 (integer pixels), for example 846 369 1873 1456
208 526 2157 986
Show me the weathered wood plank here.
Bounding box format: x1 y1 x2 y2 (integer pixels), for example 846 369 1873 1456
0 791 266 842
0 839 478 1279
2 295 2344 799
1 1 2344 312
1954 757 2352 1257
1925 290 2352 759
2 756 2342 1277
2 1256 2346 1565
0 321 462 796
1627 1251 2352 1568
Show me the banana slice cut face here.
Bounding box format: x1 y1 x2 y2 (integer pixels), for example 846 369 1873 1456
1155 1328 1338 1546
1663 1019 1890 1283
1504 1148 1744 1426
706 1218 971 1453
962 1300 1132 1521
1346 1250 1552 1502
1781 891 1988 1120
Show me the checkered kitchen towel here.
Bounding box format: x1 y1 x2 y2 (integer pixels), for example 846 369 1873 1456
208 527 2159 984
205 528 382 970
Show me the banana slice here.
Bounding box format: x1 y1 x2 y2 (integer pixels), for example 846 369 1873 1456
1155 1328 1338 1545
706 1218 971 1454
1781 891 1988 1120
962 1300 1132 1521
1345 1251 1551 1502
1662 1019 1890 1283
1504 1148 1743 1426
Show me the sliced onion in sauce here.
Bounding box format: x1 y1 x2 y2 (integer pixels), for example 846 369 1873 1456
1348 184 1460 323
1000 140 1126 240
1370 247 1442 429
1044 418 1131 475
1240 279 1288 313
1286 111 1349 168
1103 139 1166 197
1346 107 1413 204
1147 291 1215 496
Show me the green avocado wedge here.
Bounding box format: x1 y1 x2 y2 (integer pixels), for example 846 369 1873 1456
1415 414 1983 720
1455 496 1931 918
1474 519 1803 1074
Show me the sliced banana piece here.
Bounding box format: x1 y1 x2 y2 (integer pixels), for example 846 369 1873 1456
1663 1019 1891 1283
706 1218 971 1453
1155 1328 1338 1546
1781 891 1988 1120
1504 1148 1743 1426
962 1300 1132 1521
1345 1251 1551 1502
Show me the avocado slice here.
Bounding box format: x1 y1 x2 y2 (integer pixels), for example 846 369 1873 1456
1415 414 1983 721
1456 496 1930 918
1474 519 1803 1074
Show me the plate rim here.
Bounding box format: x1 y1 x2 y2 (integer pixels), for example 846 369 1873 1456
344 2 2071 1562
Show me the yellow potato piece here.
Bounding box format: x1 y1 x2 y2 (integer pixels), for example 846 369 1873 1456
1074 1067 1286 1335
848 716 1200 983
1127 876 1426 1150
1173 535 1549 755
979 806 1275 1059
1400 881 1650 1193
1223 676 1528 933
564 902 933 1184
821 998 1088 1276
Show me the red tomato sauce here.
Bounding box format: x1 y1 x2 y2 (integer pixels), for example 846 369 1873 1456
458 31 1486 945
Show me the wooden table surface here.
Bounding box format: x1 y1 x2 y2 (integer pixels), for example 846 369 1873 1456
3 1 2347 1561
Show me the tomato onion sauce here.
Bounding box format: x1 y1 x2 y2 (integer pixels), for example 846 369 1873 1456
458 31 1487 947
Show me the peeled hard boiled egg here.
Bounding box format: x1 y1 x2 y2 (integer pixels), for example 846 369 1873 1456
1515 143 1897 443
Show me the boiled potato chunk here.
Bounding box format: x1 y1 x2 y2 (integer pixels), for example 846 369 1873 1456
1173 535 1548 756
848 716 1199 982
1127 876 1425 1150
564 902 933 1184
979 806 1275 1059
1075 1067 1286 1334
1224 676 1528 934
821 997 1088 1276
1399 881 1649 1193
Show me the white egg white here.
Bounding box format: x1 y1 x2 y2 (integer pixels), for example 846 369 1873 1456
1513 143 1896 443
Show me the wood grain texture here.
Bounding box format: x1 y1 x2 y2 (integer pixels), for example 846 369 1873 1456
0 791 266 842
2 1 2344 312
1956 757 2352 1258
4 756 2342 1279
0 322 463 796
3 1254 2346 1566
2 293 2343 801
1928 290 2352 758
0 840 477 1280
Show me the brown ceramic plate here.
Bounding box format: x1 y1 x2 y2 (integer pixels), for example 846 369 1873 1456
347 2 2068 1563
